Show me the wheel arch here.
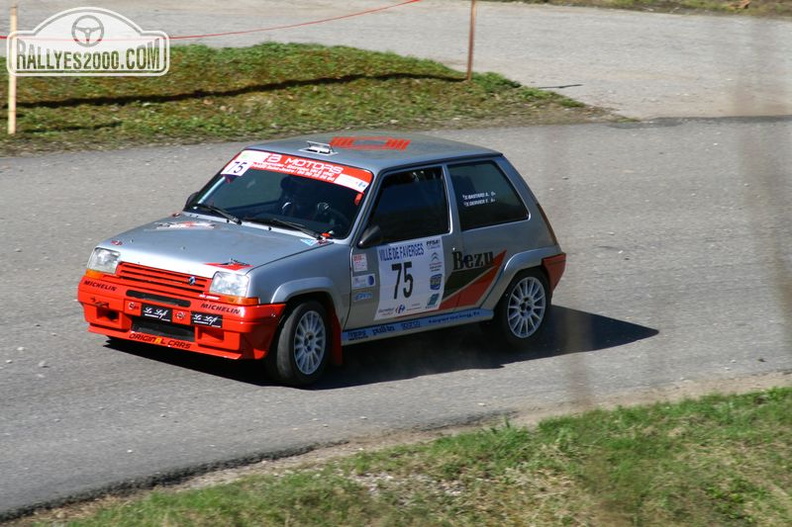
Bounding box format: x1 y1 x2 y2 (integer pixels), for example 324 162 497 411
481 265 552 348
481 248 556 311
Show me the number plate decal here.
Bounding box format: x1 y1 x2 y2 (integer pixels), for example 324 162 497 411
141 304 172 322
191 312 223 328
374 237 444 320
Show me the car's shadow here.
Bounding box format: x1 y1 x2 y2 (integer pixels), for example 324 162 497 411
108 306 658 389
325 306 658 388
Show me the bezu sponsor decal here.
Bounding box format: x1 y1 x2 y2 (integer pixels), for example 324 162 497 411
452 250 494 271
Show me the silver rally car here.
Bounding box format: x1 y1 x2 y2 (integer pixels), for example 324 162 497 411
78 132 566 386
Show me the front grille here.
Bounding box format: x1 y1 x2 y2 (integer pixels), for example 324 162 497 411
132 318 196 342
128 290 191 307
117 263 209 298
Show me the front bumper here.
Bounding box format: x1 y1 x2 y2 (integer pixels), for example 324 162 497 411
77 271 285 360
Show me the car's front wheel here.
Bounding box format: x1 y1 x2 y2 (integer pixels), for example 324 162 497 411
266 300 329 386
485 269 550 349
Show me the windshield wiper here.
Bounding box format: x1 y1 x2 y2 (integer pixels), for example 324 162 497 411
244 216 324 239
189 203 241 225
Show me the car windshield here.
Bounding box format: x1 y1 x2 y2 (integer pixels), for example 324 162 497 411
187 150 372 239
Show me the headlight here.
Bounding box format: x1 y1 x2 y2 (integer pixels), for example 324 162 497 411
209 272 249 297
87 248 121 274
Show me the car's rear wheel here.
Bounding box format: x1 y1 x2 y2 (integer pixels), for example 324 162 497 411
485 269 549 349
266 300 329 386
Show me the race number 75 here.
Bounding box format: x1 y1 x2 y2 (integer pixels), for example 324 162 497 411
221 159 250 176
391 261 414 300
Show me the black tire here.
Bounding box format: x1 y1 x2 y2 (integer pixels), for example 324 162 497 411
266 300 330 386
484 269 550 349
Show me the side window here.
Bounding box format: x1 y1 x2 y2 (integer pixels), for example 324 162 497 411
366 167 449 244
449 161 529 231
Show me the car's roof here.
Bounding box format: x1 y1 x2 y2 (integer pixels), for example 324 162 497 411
247 131 502 173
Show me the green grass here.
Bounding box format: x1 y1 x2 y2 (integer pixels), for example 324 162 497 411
17 387 792 526
0 42 609 156
490 0 792 18
2 1 788 157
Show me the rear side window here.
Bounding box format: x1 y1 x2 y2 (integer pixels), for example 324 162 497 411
366 167 449 244
449 161 529 231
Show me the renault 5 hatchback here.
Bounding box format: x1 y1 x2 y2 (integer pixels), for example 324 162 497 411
78 132 566 386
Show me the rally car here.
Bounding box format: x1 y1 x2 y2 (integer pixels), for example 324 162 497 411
78 132 566 386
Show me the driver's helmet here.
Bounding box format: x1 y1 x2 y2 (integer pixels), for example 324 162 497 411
280 176 320 217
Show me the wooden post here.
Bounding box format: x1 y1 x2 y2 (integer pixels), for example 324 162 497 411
466 0 477 81
8 3 17 135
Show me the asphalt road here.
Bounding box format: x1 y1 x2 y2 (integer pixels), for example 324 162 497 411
1 1 792 520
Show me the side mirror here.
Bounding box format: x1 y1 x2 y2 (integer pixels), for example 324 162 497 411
357 225 383 249
184 191 199 210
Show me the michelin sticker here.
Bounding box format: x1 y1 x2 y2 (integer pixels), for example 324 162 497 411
375 237 444 320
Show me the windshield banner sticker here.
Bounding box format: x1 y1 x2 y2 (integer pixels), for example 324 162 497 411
221 150 372 192
374 237 444 320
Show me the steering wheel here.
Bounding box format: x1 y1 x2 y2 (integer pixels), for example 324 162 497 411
314 202 351 233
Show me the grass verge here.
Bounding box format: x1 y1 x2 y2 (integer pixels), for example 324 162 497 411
491 0 792 18
11 387 791 526
0 42 613 157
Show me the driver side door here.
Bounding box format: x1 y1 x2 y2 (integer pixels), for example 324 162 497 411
345 166 462 336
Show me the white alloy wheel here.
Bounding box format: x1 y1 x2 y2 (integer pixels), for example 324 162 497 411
268 300 330 386
483 269 551 349
293 309 327 376
506 275 547 339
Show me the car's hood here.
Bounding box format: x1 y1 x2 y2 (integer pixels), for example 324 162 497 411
99 216 333 278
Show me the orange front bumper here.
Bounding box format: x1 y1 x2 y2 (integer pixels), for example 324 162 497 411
77 273 286 360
